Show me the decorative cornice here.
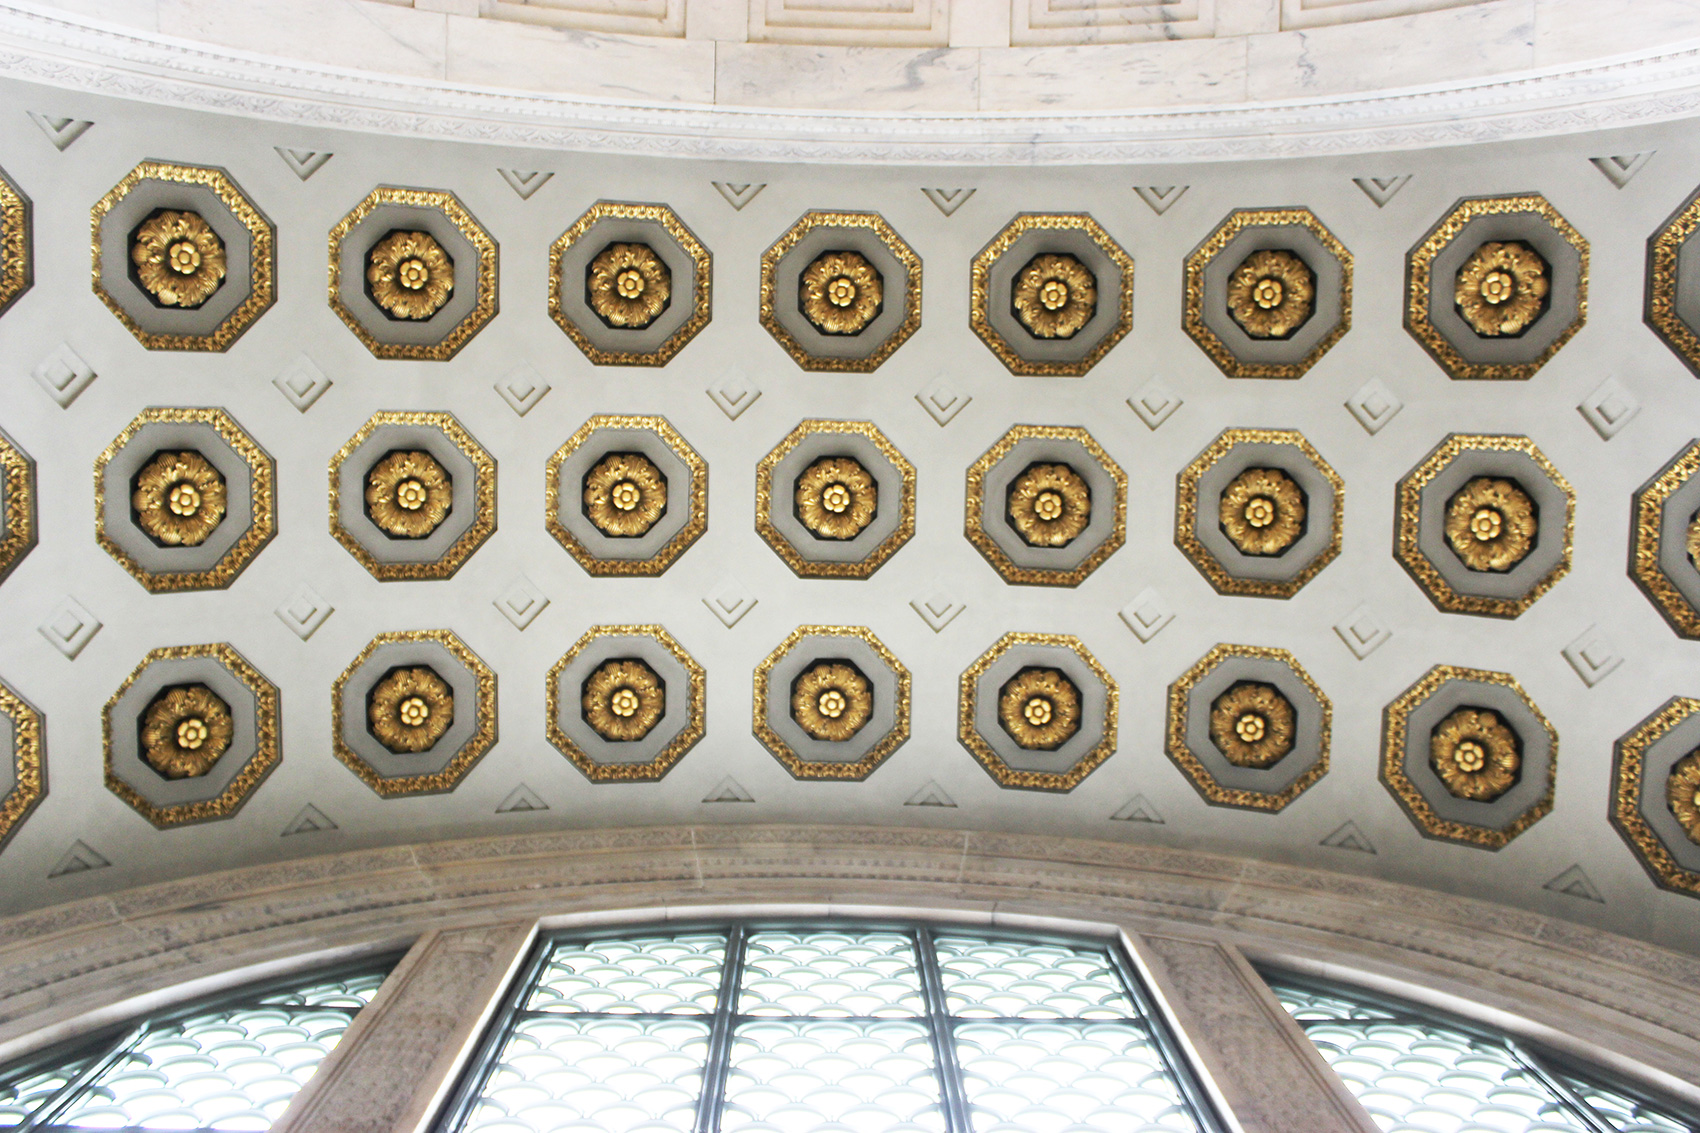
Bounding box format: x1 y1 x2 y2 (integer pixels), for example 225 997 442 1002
2 5 1700 163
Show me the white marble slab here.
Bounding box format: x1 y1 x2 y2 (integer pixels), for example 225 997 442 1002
158 0 449 79
445 16 715 99
715 42 979 108
981 37 1249 109
1534 0 1700 67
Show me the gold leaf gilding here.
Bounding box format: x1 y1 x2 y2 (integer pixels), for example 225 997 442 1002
1431 706 1521 801
790 661 873 742
801 251 882 336
583 658 665 742
368 666 454 754
1007 462 1091 548
588 242 670 329
1668 751 1700 845
998 667 1081 751
132 210 226 308
584 453 667 538
365 450 453 540
132 450 226 547
1220 468 1306 557
1226 249 1314 339
1445 476 1536 573
1456 240 1549 337
795 456 877 541
1012 253 1096 340
1208 682 1296 768
140 684 233 779
367 229 454 321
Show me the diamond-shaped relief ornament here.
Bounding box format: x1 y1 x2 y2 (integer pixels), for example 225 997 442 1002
48 840 109 877
273 355 331 413
1577 377 1639 440
1111 795 1164 823
708 370 761 420
1134 185 1187 216
1127 380 1181 431
498 168 553 200
495 364 551 417
39 596 101 659
916 375 971 426
703 576 757 628
1346 378 1403 435
493 575 549 631
1333 602 1391 659
1562 625 1622 688
28 112 91 151
911 590 965 633
275 584 333 641
32 344 95 408
1118 588 1174 643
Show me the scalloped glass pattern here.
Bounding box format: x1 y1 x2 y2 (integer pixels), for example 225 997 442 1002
933 935 1137 1020
738 930 924 1018
528 932 727 1016
0 965 390 1132
720 1019 946 1132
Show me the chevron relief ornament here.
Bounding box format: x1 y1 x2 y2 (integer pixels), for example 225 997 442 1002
921 188 975 217
703 776 754 803
904 780 957 808
498 168 554 200
712 181 766 211
1321 821 1375 854
1110 795 1164 824
497 784 549 813
49 841 109 877
910 590 965 633
282 804 337 836
1590 152 1654 189
1134 185 1188 216
1543 864 1604 903
275 147 333 181
28 112 91 151
1352 175 1411 207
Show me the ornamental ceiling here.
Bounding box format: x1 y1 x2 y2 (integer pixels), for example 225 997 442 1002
2 50 1700 959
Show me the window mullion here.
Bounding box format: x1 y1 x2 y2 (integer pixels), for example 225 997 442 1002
18 1022 148 1133
914 927 972 1133
692 923 746 1133
1510 1043 1619 1133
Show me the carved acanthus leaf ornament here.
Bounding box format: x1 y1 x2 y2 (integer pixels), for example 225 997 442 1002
1431 707 1520 801
132 451 227 547
1012 253 1096 339
998 667 1081 751
795 456 877 541
369 666 454 754
141 684 234 779
1008 463 1091 548
1226 249 1313 339
790 661 872 742
588 242 670 329
1209 682 1296 768
1445 477 1536 572
1220 468 1306 556
583 658 665 742
584 453 667 538
1456 241 1548 337
365 450 453 539
800 251 882 335
367 229 454 320
132 210 227 308
1669 752 1700 844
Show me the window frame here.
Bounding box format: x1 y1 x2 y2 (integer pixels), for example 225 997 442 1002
434 916 1227 1133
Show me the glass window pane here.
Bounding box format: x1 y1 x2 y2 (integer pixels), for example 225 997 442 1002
0 1055 97 1127
955 1020 1202 1133
932 936 1136 1020
527 933 727 1015
256 971 388 1009
1550 1072 1694 1133
738 930 925 1018
720 1019 946 1133
460 1015 710 1133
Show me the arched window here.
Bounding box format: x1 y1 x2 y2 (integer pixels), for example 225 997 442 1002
0 960 394 1131
436 923 1221 1132
1266 975 1697 1133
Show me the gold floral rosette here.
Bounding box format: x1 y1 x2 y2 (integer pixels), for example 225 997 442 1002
583 658 666 742
366 450 453 539
1226 250 1314 339
795 457 877 541
369 666 454 754
584 453 667 538
367 230 454 321
132 210 227 309
1219 468 1305 556
1688 514 1700 572
141 684 234 779
1430 707 1520 801
1007 463 1091 548
1012 253 1096 340
132 451 227 547
587 243 671 329
1445 477 1536 572
1208 682 1295 768
790 661 872 742
1456 241 1549 337
1668 751 1700 844
800 251 882 336
998 667 1081 750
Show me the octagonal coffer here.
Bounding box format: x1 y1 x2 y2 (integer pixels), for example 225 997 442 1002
760 211 921 373
547 625 705 783
546 415 706 577
1631 439 1700 639
756 420 914 580
1648 183 1700 378
551 201 711 367
0 675 44 854
1613 697 1700 900
966 425 1126 588
959 632 1117 792
0 425 36 590
754 626 910 782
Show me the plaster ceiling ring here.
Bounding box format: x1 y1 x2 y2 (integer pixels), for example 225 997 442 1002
329 411 497 583
969 213 1133 378
0 676 42 856
1182 208 1351 380
1165 644 1330 813
0 162 30 323
549 201 712 367
101 643 279 830
1612 697 1700 900
93 408 276 594
1175 428 1341 600
753 626 911 782
1646 184 1700 379
546 625 705 783
958 632 1117 793
755 420 915 580
89 160 273 353
331 630 497 799
0 425 35 590
759 211 921 373
1381 664 1556 851
1630 439 1700 639
328 186 498 362
1405 194 1588 382
545 415 706 578
965 425 1127 588
1395 434 1573 620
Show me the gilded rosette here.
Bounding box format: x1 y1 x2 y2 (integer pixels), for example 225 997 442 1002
801 251 882 335
132 210 226 308
1007 463 1090 548
1456 241 1548 336
368 666 454 754
132 451 226 547
366 230 454 321
795 457 878 541
1209 682 1295 768
1668 752 1700 844
364 450 453 539
1012 253 1095 339
998 667 1081 751
1445 477 1536 572
1219 468 1305 557
140 684 233 779
588 242 671 329
584 453 667 538
583 658 666 742
1688 515 1700 571
1226 250 1313 339
790 661 872 742
1431 707 1520 801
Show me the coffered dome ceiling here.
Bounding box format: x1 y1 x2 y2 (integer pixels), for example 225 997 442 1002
1 0 1700 961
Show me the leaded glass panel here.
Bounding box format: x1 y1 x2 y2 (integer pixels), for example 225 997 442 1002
932 935 1136 1020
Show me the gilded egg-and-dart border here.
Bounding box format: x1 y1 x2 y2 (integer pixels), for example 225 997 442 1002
0 163 30 322
958 631 1118 793
753 625 911 782
0 426 36 589
1632 439 1700 638
328 186 498 361
94 407 276 593
756 419 916 581
0 676 43 854
1612 696 1700 899
91 161 274 352
1648 184 1700 378
550 201 712 367
759 211 922 373
545 415 707 578
546 624 706 784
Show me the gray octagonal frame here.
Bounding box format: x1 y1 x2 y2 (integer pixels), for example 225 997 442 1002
554 214 702 357
553 632 698 770
107 655 262 812
1181 654 1327 797
1192 440 1338 585
977 434 1122 574
764 430 907 567
759 633 902 768
980 225 1129 368
101 419 257 576
1397 677 1554 832
1421 207 1585 368
1198 223 1346 368
969 642 1110 778
335 422 482 568
1412 446 1569 602
334 200 483 350
552 425 698 563
97 176 258 339
768 224 912 364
